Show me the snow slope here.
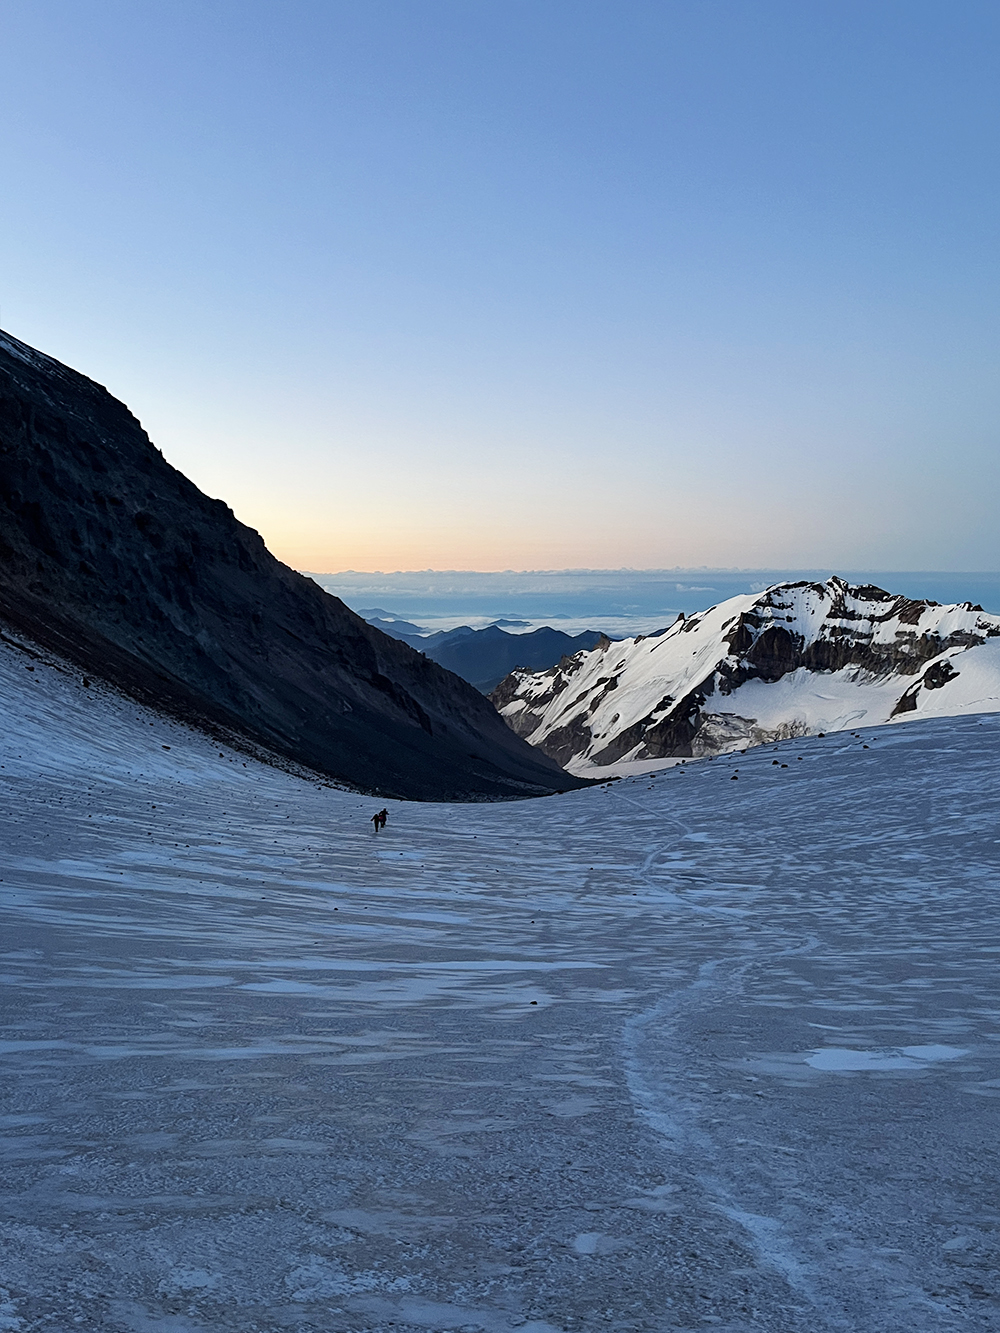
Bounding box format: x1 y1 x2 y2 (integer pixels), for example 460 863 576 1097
491 576 1000 776
2 626 1000 1331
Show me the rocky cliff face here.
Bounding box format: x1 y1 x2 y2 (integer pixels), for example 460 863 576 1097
0 330 584 800
490 578 1000 773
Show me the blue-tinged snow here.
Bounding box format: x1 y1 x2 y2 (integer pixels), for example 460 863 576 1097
1 628 999 1331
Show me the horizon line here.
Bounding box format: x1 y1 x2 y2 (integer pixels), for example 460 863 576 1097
303 566 1000 578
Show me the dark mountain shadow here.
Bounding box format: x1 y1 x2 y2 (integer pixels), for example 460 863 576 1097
0 331 588 800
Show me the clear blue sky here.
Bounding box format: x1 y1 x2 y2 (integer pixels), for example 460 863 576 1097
1 1 997 571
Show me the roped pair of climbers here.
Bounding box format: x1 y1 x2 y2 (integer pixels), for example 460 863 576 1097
370 807 389 832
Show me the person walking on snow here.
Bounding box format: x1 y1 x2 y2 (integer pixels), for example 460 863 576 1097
371 810 382 833
378 808 388 830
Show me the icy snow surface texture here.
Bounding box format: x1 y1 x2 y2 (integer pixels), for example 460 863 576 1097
490 576 1000 776
2 627 1000 1332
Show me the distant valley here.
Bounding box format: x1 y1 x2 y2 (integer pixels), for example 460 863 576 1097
359 609 604 692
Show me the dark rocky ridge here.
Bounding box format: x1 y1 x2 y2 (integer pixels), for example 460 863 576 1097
0 330 586 800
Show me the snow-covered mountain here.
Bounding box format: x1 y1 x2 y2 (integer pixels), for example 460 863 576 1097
491 577 1000 774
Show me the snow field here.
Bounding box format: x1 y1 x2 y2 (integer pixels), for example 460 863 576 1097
1 630 999 1331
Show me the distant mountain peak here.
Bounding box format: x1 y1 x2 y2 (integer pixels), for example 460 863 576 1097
490 577 1000 775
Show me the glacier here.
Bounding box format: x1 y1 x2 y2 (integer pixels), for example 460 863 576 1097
1 625 999 1331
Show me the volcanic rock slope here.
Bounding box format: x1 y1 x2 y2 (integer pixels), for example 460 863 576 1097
491 577 1000 774
0 329 581 800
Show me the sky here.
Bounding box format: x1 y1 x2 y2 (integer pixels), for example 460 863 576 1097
0 1 997 573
